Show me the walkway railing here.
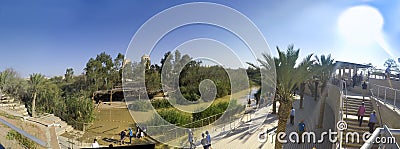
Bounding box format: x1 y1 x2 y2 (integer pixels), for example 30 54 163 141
370 84 399 110
145 107 246 144
361 125 400 149
0 117 47 148
338 80 347 149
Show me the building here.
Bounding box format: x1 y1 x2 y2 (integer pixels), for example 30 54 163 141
141 54 151 69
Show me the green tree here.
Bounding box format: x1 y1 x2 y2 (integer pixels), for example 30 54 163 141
384 58 398 69
259 45 312 149
113 53 125 86
29 73 46 117
0 68 27 100
315 54 335 128
298 60 314 109
65 68 74 83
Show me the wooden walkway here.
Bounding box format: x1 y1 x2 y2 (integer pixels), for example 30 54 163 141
283 95 335 149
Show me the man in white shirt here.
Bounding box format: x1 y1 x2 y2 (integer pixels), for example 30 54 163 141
91 139 100 148
290 107 295 125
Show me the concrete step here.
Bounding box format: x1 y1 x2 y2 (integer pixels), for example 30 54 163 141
343 106 373 111
22 111 29 116
0 103 18 107
14 109 28 115
347 124 370 131
0 98 15 103
345 108 373 112
343 142 363 148
345 100 372 105
345 101 372 106
56 125 74 135
345 120 370 127
344 117 369 123
346 96 371 100
344 111 371 117
10 104 26 110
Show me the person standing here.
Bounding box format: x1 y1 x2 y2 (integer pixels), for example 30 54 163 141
201 133 208 149
368 111 378 133
136 126 141 138
91 139 100 148
120 130 126 145
362 81 367 100
290 107 295 125
129 128 134 144
205 131 212 149
357 102 366 127
188 129 195 149
298 120 306 144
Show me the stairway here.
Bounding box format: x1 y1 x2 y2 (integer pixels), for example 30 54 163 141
342 95 378 148
26 113 74 135
0 94 29 117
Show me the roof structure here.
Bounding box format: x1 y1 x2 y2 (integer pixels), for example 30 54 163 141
334 61 372 69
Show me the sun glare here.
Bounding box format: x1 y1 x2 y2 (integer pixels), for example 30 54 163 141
338 5 384 45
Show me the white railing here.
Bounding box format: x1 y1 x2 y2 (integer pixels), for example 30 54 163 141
361 125 400 149
370 84 399 110
338 80 347 149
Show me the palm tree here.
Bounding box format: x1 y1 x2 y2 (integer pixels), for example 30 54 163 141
259 45 312 149
29 73 46 117
298 60 315 109
314 54 335 128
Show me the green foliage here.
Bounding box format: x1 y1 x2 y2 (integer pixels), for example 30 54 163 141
157 108 192 126
0 68 28 100
151 99 172 109
192 101 229 122
128 100 152 112
260 45 313 103
65 68 74 83
6 130 37 149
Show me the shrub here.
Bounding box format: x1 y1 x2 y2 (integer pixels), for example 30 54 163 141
151 99 172 109
6 130 36 149
128 100 152 111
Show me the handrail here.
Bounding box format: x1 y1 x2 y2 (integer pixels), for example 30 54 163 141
370 83 399 110
360 125 400 149
338 80 347 149
0 117 47 147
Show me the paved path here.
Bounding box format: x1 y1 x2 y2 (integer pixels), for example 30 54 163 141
210 94 337 149
211 105 278 149
282 95 336 149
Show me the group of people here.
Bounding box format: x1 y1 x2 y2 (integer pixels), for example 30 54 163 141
357 102 378 133
188 129 212 149
119 126 146 145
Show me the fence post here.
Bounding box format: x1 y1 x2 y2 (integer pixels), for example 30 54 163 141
378 86 380 100
384 87 387 104
394 90 397 110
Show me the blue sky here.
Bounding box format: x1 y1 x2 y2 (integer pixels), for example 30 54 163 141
0 0 399 77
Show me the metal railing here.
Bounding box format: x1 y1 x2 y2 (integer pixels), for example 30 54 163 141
338 80 347 149
370 84 399 110
145 107 246 145
361 125 400 149
0 117 47 148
